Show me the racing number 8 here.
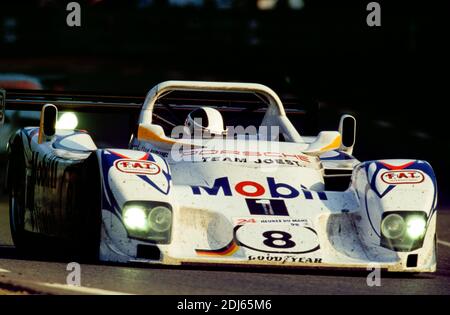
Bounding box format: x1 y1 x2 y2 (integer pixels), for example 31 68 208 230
262 231 296 249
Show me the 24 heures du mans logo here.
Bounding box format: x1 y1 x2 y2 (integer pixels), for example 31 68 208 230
381 170 424 184
114 159 161 175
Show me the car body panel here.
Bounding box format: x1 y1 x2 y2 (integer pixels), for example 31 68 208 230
7 81 438 272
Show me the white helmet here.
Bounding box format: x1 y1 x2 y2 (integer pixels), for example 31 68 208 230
185 107 227 136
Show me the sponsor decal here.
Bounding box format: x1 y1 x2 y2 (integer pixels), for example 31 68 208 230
114 159 161 175
234 225 320 254
248 254 322 264
234 217 310 227
181 149 311 163
235 218 258 225
199 156 308 167
246 199 289 216
149 149 169 158
191 177 327 200
381 170 424 184
196 240 239 257
131 143 169 158
196 225 320 257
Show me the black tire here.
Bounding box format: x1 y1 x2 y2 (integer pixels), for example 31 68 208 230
8 136 34 255
79 154 102 262
64 153 102 262
8 134 101 261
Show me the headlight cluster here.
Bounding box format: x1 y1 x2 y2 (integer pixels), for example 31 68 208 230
380 211 427 251
122 201 172 244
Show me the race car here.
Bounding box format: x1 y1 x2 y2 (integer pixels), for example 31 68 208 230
5 81 437 272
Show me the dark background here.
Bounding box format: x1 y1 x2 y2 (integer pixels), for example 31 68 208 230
0 0 448 205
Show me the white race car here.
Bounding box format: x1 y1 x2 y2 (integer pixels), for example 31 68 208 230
5 81 437 272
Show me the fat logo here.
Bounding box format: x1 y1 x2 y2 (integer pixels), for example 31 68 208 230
114 159 161 175
381 170 424 184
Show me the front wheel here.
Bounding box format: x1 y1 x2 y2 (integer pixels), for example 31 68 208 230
8 138 34 255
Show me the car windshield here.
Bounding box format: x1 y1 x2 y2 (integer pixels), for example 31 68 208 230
152 90 317 140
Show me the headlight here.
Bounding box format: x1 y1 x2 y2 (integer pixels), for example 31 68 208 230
121 202 173 244
380 211 428 252
123 206 148 231
406 216 427 239
381 214 406 239
148 206 172 233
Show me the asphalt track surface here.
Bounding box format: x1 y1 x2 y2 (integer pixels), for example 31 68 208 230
1 198 450 295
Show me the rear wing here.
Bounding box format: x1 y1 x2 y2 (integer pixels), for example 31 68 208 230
0 88 317 132
1 89 143 114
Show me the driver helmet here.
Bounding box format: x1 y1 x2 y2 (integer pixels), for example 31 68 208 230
185 107 227 137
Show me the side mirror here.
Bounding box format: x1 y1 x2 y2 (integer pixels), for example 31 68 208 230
38 104 58 144
303 131 341 155
338 114 356 155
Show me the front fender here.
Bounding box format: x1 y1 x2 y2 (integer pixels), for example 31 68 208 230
351 159 437 251
353 159 437 213
97 148 172 214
